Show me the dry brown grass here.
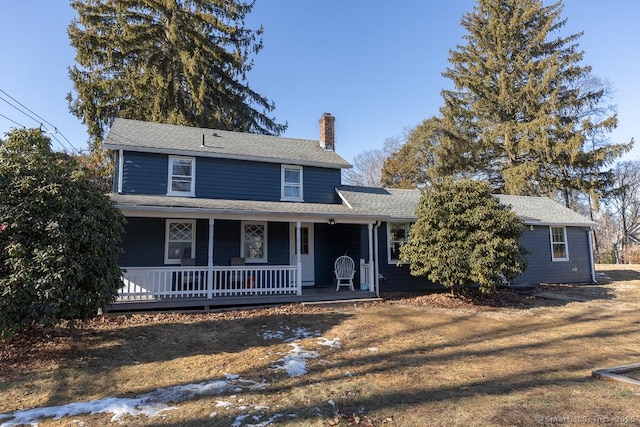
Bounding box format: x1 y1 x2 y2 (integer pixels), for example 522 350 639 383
2 265 640 426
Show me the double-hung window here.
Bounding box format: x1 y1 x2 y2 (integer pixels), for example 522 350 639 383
165 220 195 264
550 226 569 261
167 156 195 196
281 165 303 201
242 221 268 263
388 222 412 264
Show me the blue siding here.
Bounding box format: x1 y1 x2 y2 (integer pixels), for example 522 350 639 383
315 224 363 285
375 223 440 292
371 222 594 292
213 220 241 265
514 226 593 285
121 218 295 267
196 158 281 200
122 152 167 195
121 151 342 203
119 217 166 266
304 167 341 203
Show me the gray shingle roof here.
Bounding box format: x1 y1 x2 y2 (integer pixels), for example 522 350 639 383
336 186 596 226
109 187 595 227
110 194 364 220
103 118 352 169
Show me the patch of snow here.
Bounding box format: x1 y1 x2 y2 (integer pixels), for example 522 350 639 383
368 347 379 352
318 337 341 348
225 373 240 380
232 413 250 427
328 400 336 407
246 413 283 426
261 330 285 340
272 343 320 377
0 377 244 427
216 401 233 408
209 411 218 417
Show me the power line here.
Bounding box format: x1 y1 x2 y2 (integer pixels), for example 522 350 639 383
0 112 26 129
0 88 80 153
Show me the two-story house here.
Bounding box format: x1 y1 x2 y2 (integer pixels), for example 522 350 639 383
105 114 596 310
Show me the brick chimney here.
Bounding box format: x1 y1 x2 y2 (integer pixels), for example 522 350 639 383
319 113 335 151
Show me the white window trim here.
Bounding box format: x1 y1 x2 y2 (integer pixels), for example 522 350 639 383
281 164 303 202
164 219 196 264
550 226 569 262
167 155 196 197
241 221 268 263
387 222 412 264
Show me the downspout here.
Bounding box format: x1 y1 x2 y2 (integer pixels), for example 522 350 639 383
117 149 124 194
207 218 214 299
296 221 302 295
588 227 596 283
374 221 381 298
368 223 374 291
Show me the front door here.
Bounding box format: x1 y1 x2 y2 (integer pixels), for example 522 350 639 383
290 223 315 286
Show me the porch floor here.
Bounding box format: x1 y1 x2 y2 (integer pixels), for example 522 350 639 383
107 285 379 312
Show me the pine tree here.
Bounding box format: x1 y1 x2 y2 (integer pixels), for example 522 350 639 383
68 0 286 149
435 0 632 205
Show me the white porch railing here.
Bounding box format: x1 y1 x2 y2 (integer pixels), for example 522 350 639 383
117 265 299 302
360 259 372 291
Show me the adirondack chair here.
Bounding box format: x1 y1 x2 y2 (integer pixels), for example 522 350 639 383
334 255 356 291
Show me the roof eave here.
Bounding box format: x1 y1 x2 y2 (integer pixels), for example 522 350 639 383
103 143 352 169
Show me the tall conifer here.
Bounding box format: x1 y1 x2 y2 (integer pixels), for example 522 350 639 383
68 0 286 149
435 0 631 205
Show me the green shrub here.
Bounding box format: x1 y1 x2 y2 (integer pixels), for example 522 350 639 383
400 179 528 295
0 129 125 337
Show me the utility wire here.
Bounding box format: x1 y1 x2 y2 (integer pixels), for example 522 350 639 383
0 112 26 129
0 88 80 153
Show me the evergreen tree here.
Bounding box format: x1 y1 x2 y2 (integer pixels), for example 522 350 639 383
435 0 631 205
0 129 125 337
400 179 528 295
68 0 286 149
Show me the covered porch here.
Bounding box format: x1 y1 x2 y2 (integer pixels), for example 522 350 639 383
109 261 377 311
110 196 382 310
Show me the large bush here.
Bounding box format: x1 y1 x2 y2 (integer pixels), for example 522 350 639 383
0 129 125 337
400 179 528 295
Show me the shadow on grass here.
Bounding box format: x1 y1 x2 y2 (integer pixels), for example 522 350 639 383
595 268 640 283
3 289 640 426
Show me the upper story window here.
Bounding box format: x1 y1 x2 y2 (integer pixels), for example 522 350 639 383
281 165 303 201
550 226 569 261
167 156 195 196
242 221 268 263
388 222 412 264
165 220 195 264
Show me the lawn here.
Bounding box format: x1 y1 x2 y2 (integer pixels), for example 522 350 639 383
1 265 640 426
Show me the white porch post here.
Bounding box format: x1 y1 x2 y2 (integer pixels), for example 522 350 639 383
296 220 302 295
368 223 375 290
207 218 214 299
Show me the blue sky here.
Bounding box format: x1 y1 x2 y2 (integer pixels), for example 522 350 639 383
0 1 638 163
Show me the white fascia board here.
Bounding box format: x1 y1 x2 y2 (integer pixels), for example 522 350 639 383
116 204 378 223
